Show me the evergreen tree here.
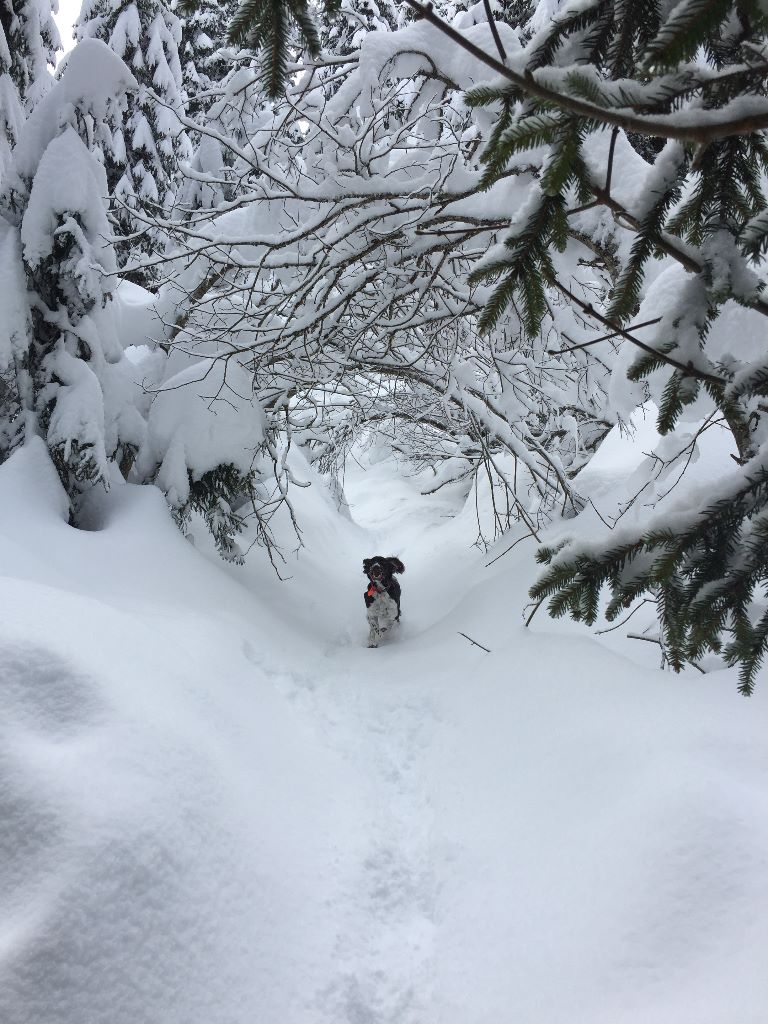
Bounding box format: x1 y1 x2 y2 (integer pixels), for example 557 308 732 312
178 0 238 120
1 0 60 184
75 0 191 287
1 0 59 460
320 0 397 56
174 0 245 216
0 0 59 109
177 0 341 98
0 10 21 189
0 39 145 510
427 0 768 690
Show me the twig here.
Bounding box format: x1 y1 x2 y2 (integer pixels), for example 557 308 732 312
626 633 706 674
458 631 492 653
524 597 544 627
553 280 725 386
604 126 619 195
481 0 507 62
485 531 534 567
627 632 662 645
551 316 662 355
595 598 653 635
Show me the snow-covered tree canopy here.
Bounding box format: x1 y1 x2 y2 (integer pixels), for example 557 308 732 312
3 0 768 689
421 0 768 692
141 10 618 544
177 0 345 97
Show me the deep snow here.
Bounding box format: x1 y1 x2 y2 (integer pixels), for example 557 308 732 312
1 438 768 1024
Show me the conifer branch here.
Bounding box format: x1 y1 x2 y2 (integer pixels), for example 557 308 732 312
552 280 725 386
403 0 768 145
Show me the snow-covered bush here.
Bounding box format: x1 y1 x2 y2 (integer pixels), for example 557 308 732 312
135 353 294 563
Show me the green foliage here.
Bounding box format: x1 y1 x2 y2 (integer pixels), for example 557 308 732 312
473 111 565 188
469 191 568 335
467 106 595 337
666 135 768 247
641 0 736 70
605 149 686 322
175 464 252 563
532 468 768 694
460 0 768 688
178 0 342 97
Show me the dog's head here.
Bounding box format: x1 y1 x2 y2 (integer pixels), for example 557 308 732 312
363 556 405 585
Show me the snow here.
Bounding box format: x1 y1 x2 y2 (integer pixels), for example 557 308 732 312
140 355 267 493
1 437 768 1023
0 224 29 372
9 38 137 187
20 126 114 270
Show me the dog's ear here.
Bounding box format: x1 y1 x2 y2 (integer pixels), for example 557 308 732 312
388 557 405 574
363 558 372 574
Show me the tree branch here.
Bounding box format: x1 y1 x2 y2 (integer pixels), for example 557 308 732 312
402 0 768 145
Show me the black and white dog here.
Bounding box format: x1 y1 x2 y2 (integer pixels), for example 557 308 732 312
363 556 405 648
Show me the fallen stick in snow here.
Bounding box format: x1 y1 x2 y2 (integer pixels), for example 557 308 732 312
626 633 706 674
626 633 662 646
458 632 491 654
524 597 544 628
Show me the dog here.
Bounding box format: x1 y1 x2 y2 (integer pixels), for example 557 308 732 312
363 556 405 648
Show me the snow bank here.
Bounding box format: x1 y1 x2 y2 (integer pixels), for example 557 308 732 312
0 441 369 1024
1 440 767 1024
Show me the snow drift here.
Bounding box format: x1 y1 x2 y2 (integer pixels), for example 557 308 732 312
1 438 767 1024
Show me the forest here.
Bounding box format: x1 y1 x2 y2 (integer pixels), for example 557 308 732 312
2 1 768 1021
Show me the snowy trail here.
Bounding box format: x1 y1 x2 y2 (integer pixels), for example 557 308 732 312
268 463 453 1024
2 444 768 1024
273 457 768 1024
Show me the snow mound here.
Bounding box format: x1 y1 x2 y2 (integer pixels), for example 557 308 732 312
1 443 767 1024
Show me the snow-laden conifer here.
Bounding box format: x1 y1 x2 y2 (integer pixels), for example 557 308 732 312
0 0 59 109
406 0 768 690
175 0 246 215
177 0 342 98
75 0 191 286
320 0 397 55
178 0 238 119
1 0 60 184
0 39 146 509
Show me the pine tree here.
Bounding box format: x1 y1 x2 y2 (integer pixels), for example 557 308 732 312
1 0 60 184
75 0 191 287
0 39 145 510
0 8 21 193
0 0 59 109
320 0 397 56
174 0 245 216
177 0 342 98
1 0 59 460
438 0 768 690
178 0 239 120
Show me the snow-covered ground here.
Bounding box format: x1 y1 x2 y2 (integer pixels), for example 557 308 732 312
2 438 768 1024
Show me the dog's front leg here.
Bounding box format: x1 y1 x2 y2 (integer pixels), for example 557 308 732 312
367 606 380 648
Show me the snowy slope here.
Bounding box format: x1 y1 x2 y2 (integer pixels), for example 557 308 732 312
1 439 768 1024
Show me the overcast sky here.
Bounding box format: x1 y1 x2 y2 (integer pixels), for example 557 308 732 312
54 0 80 54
